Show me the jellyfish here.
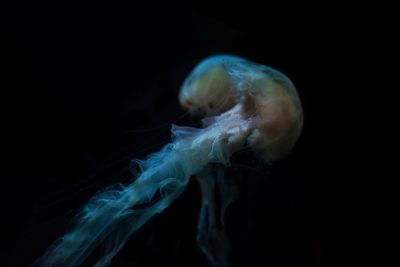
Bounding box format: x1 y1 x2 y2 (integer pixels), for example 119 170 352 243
29 55 303 267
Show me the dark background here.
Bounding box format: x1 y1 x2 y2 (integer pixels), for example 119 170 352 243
0 2 388 267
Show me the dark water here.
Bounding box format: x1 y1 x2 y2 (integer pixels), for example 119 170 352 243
0 2 375 267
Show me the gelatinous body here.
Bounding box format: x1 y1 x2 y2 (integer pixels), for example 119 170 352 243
180 55 303 161
30 55 303 267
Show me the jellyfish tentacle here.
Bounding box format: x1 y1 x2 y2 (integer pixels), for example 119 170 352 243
31 109 251 267
30 171 190 267
197 165 232 267
216 165 239 227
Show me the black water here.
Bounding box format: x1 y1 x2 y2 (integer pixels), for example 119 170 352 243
1 2 380 266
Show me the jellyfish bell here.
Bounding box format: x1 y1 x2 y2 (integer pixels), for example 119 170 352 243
179 55 303 161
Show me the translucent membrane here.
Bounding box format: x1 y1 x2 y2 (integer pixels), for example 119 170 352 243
30 55 302 267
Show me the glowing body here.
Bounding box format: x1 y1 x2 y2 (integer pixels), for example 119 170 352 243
180 55 303 161
30 55 303 267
